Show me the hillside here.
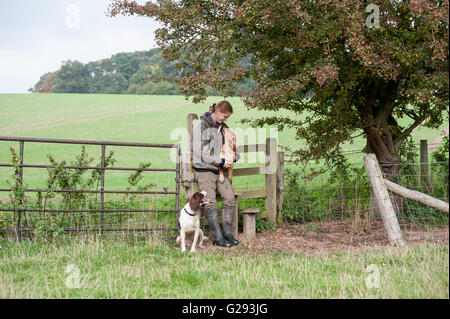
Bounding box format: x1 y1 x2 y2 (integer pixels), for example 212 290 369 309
32 48 256 96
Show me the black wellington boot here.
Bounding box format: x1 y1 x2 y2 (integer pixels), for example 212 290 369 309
222 207 239 245
223 232 239 246
206 208 232 248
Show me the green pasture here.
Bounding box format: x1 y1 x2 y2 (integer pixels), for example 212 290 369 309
0 94 448 300
0 93 447 193
0 94 276 191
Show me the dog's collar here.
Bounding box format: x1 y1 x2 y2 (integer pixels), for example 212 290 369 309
183 208 196 217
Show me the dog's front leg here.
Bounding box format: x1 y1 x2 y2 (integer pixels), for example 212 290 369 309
180 230 187 252
190 228 200 253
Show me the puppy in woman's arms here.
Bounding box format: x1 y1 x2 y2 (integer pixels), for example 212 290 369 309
219 127 237 184
176 191 210 252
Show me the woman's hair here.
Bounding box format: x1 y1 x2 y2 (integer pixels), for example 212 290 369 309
209 100 233 114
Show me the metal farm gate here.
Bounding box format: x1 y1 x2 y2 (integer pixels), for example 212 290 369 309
0 136 181 241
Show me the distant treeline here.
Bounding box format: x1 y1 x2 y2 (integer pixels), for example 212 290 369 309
32 48 255 95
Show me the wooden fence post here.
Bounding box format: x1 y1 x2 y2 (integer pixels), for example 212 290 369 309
182 113 199 200
364 153 405 246
181 152 197 199
420 139 433 194
276 151 284 224
265 138 277 223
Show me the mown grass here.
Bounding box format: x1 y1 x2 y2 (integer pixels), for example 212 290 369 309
0 93 447 191
0 235 448 299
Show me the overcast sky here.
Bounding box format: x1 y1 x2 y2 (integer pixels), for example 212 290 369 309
0 0 160 93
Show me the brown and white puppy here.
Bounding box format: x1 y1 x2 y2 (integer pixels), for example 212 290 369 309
176 191 209 252
219 127 237 185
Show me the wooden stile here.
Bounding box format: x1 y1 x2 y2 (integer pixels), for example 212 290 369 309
182 113 282 238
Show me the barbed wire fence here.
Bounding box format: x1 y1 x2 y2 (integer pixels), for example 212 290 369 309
1 134 448 244
279 142 449 243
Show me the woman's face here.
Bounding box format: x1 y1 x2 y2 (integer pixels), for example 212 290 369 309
212 110 231 124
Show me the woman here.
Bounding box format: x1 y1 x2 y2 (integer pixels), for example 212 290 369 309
192 100 240 247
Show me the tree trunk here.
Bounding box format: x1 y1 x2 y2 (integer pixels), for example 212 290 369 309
378 162 404 215
366 136 404 217
360 80 405 217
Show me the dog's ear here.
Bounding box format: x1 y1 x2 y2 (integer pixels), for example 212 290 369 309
186 195 192 203
188 193 201 211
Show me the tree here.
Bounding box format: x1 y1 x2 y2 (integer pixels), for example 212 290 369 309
110 52 145 80
34 47 254 95
109 0 449 177
129 64 162 85
34 71 58 93
33 72 50 92
52 60 90 93
92 72 129 94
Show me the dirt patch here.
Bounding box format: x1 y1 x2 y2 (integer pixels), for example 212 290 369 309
217 219 449 255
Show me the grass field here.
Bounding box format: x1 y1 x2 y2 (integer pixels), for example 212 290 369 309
0 235 447 298
0 93 447 192
0 93 448 299
0 94 284 191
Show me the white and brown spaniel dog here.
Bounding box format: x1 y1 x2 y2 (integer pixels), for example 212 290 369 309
176 191 209 252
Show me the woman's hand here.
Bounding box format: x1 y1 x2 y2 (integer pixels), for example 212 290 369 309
221 153 233 168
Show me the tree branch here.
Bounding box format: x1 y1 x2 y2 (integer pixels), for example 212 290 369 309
393 115 428 151
403 109 419 121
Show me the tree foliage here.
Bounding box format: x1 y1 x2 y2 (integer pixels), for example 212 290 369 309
52 60 91 93
34 48 255 96
34 71 59 93
109 0 449 170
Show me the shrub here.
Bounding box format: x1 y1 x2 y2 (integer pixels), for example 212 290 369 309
3 147 156 241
